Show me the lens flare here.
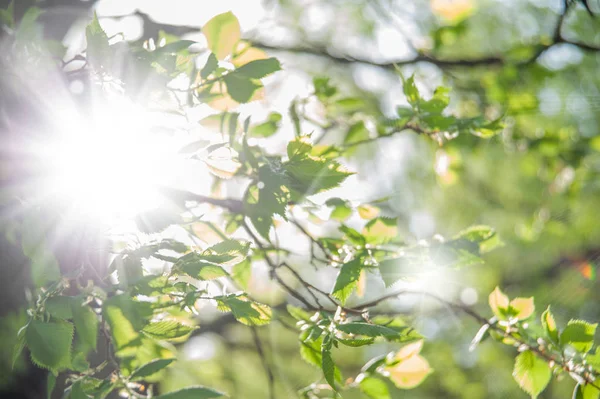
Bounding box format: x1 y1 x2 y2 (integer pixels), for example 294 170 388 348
37 95 177 224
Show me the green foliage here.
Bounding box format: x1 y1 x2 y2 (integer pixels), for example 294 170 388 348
234 58 281 79
85 13 110 69
202 12 240 60
130 359 175 381
512 351 552 399
215 294 272 326
25 320 73 371
155 386 226 399
359 376 390 399
6 4 600 399
560 320 597 353
71 303 98 353
331 258 364 304
142 321 196 340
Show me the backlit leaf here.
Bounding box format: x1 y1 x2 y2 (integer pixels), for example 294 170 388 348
510 297 535 320
359 376 391 399
215 295 272 326
385 351 431 389
560 320 597 353
363 217 397 245
130 358 175 381
202 12 240 60
542 307 559 344
489 286 510 318
331 258 364 304
512 350 551 398
142 321 195 340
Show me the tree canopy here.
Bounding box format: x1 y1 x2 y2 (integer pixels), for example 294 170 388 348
1 1 600 398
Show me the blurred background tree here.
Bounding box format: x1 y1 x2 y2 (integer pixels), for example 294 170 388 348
1 0 600 398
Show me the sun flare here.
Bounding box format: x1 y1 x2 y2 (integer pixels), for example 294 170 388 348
37 96 176 223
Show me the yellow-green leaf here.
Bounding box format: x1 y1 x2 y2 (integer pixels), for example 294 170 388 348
386 353 431 389
202 12 241 60
510 297 535 320
489 286 509 318
512 350 551 398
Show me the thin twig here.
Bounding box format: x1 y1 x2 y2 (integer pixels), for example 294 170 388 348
241 220 319 310
354 289 600 391
251 327 275 399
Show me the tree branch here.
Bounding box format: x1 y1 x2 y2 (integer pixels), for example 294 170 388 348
354 289 600 391
249 2 599 71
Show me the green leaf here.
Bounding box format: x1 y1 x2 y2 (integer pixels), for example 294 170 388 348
363 218 398 245
155 40 195 54
359 377 391 399
70 381 91 399
454 225 503 254
130 358 175 381
177 258 229 280
223 73 262 103
512 350 552 399
321 337 339 390
235 58 281 79
77 377 113 399
12 325 26 370
420 86 450 114
103 295 152 355
202 11 240 60
337 322 404 341
378 257 415 287
155 386 226 399
402 75 420 107
215 295 272 326
337 337 376 347
287 136 313 160
70 350 89 372
300 341 322 368
560 320 597 353
201 53 219 79
29 248 61 288
285 157 353 197
335 97 365 113
331 258 364 304
25 320 73 371
85 13 111 68
326 198 352 221
231 259 252 290
313 76 337 100
142 321 195 340
541 307 559 344
573 383 600 399
115 255 144 289
45 296 76 319
249 112 282 138
0 1 14 28
345 121 370 145
202 240 251 266
14 7 42 43
72 303 98 353
339 225 366 246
